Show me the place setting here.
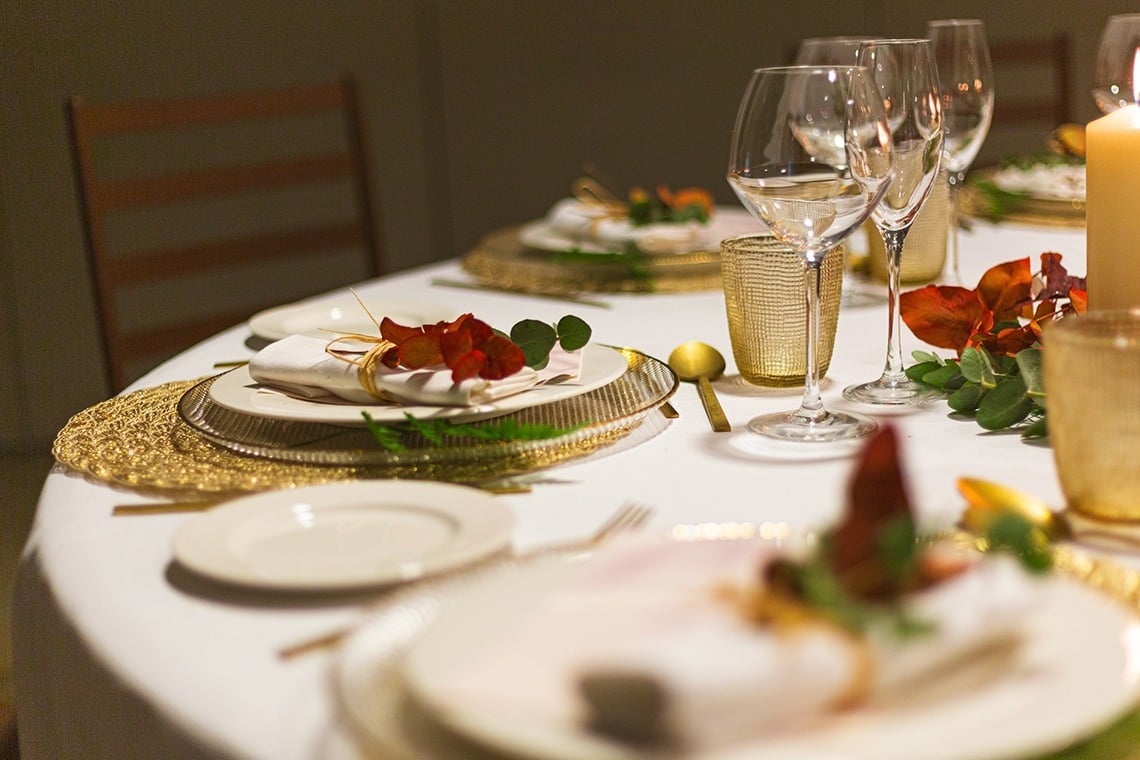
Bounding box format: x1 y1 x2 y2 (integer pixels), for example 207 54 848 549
52 298 679 494
459 168 764 296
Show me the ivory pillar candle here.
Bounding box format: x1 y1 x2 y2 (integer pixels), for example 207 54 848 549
1086 104 1140 311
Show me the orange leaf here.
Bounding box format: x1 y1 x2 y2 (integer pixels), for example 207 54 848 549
900 285 987 354
1070 289 1088 313
976 258 1032 318
380 317 424 344
397 332 443 369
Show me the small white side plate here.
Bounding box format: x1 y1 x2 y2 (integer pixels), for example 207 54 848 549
248 298 456 341
172 482 515 591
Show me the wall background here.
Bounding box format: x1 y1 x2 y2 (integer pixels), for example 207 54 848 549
0 0 1129 449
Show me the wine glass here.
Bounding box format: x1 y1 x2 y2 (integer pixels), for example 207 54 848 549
927 19 993 286
843 39 944 406
727 65 891 441
794 36 885 308
1094 13 1140 113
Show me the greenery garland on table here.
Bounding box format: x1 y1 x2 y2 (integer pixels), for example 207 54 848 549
899 253 1086 439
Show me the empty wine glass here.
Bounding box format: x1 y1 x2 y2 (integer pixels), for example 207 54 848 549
795 36 884 308
843 39 944 406
927 19 993 286
1094 13 1140 113
727 65 891 441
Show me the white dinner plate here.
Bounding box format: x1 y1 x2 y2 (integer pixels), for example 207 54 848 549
518 207 763 255
207 342 629 425
171 481 515 591
247 297 456 341
339 552 1140 760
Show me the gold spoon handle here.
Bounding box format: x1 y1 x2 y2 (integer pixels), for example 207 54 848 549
696 376 731 432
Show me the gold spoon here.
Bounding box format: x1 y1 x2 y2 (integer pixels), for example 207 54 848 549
668 341 730 432
957 477 1140 550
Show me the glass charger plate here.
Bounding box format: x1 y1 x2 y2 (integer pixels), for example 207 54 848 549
460 227 723 294
960 168 1085 229
335 539 1140 760
178 347 677 468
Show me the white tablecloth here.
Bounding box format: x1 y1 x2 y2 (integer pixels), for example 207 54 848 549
13 221 1087 759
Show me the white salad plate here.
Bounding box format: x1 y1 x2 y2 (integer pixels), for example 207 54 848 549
247 297 456 342
337 551 1140 760
518 207 763 255
207 342 629 425
171 481 515 591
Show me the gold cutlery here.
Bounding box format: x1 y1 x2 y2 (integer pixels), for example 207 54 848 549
277 501 655 660
667 341 730 432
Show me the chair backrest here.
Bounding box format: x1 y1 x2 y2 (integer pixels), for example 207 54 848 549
980 33 1071 162
67 75 384 392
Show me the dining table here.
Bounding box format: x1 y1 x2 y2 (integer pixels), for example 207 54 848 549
12 216 1107 760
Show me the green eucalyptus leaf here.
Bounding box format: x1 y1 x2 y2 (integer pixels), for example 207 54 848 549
1021 415 1049 440
948 382 985 413
906 361 942 384
958 348 987 385
911 350 943 365
921 364 963 390
555 314 592 351
976 375 1034 430
1016 347 1045 399
510 319 558 367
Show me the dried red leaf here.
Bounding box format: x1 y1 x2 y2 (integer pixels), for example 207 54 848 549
976 258 1032 319
439 330 475 367
478 335 527 379
899 285 988 354
829 426 913 599
380 316 425 344
397 332 444 369
449 350 486 382
1070 288 1088 314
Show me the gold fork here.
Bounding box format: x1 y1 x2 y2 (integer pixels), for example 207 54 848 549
277 501 655 660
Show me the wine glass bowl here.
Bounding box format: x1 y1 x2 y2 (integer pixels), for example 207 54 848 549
843 39 945 407
1094 13 1140 113
727 65 890 442
926 19 994 286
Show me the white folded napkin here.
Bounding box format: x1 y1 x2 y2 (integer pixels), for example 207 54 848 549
248 333 581 407
430 535 1038 752
545 198 708 254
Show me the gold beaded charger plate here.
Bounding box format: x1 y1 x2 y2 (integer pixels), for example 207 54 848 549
52 348 675 494
461 226 723 294
332 537 1140 760
959 167 1086 229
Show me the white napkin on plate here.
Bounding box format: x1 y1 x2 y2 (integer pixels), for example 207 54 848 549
545 198 708 254
248 333 581 406
430 535 1038 752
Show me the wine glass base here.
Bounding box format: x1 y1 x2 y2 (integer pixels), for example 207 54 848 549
842 378 944 406
747 409 879 442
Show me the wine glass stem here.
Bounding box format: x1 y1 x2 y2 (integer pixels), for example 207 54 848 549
796 259 826 423
946 171 965 285
879 227 909 387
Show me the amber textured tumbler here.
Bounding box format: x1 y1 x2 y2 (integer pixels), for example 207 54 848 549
1043 310 1140 520
721 234 844 387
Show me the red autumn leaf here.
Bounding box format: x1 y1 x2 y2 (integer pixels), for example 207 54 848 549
439 330 475 367
1070 289 1088 314
449 350 486 382
899 285 988 354
1038 252 1087 300
978 324 1039 356
478 335 527 379
397 332 444 368
829 425 914 600
976 258 1032 319
380 316 426 344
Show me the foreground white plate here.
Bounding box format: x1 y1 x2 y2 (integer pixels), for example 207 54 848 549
208 343 629 425
340 552 1140 760
172 482 515 591
248 298 456 341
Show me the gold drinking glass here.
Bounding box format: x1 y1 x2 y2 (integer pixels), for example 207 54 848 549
1043 310 1140 520
721 235 844 387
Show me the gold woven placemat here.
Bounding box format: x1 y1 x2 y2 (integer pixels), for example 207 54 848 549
461 227 722 294
52 379 644 498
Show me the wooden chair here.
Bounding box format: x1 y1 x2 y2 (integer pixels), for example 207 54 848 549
67 75 384 392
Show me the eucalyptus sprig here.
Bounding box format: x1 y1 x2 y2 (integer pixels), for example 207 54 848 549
363 411 584 453
906 346 1048 438
509 314 592 369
